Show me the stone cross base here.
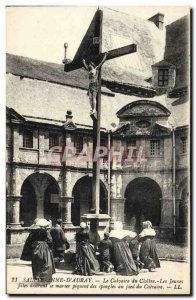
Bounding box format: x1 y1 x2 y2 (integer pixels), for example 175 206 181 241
81 214 110 241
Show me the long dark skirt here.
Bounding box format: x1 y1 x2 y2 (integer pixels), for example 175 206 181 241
99 251 114 272
75 242 100 276
21 233 33 261
32 241 55 282
139 238 160 269
113 241 138 276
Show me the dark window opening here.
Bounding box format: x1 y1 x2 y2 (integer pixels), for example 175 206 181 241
158 69 169 87
23 130 33 148
49 133 59 149
150 139 161 156
74 135 84 154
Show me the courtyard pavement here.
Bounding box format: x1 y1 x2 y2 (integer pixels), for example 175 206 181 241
6 259 190 295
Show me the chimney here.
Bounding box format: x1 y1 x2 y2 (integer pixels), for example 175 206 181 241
148 13 164 30
62 43 72 64
66 110 73 121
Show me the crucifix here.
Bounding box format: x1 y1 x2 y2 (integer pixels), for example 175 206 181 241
64 9 137 218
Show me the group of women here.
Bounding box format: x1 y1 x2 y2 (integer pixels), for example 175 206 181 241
21 218 160 282
74 220 160 276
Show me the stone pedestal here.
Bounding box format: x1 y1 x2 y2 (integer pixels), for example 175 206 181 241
81 214 110 240
60 196 74 227
7 195 22 228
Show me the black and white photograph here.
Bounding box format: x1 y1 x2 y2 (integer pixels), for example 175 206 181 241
5 5 191 295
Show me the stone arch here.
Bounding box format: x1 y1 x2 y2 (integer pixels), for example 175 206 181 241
71 175 108 226
20 172 61 226
116 100 171 119
124 177 162 232
20 178 36 226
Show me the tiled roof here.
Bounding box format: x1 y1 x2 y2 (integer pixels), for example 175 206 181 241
101 7 165 87
164 15 190 89
6 53 113 96
6 8 165 92
152 59 175 68
6 8 189 130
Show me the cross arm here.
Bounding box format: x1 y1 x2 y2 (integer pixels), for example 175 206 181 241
64 43 137 72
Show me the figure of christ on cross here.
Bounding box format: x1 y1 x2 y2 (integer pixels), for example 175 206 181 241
64 17 137 214
82 52 108 115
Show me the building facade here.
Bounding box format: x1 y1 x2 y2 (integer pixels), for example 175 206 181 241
6 9 190 257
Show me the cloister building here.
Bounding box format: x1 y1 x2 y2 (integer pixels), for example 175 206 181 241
6 8 190 256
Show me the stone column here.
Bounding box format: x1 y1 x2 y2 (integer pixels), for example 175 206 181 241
160 169 173 239
64 133 74 167
12 125 20 162
110 173 117 227
110 173 125 228
60 170 74 227
7 195 22 227
159 197 173 239
160 198 173 225
38 129 45 164
7 165 22 228
36 194 44 218
60 196 74 227
116 173 122 198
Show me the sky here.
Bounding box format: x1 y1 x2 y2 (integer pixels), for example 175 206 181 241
6 6 190 64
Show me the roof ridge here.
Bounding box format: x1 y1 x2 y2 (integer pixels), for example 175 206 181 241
6 53 62 67
100 6 163 27
166 13 189 27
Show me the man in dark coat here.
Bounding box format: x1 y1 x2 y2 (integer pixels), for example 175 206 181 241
50 219 70 261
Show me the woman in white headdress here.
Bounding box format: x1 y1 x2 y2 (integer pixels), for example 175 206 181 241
138 220 160 272
74 222 100 276
109 221 138 276
21 218 55 282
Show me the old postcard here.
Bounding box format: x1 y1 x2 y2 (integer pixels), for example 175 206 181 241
6 6 191 295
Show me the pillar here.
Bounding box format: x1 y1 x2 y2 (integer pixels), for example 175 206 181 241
60 196 74 227
36 194 44 218
160 169 173 239
7 165 22 228
7 195 22 227
38 129 45 164
12 125 20 162
159 197 173 239
110 198 125 225
160 198 173 225
60 170 74 227
110 173 125 228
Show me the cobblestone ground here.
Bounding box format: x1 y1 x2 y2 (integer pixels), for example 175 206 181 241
6 259 190 295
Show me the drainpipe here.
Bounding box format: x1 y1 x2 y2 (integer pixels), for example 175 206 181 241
172 126 176 238
107 130 111 215
38 128 40 166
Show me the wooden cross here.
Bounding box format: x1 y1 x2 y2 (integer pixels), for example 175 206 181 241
64 9 137 215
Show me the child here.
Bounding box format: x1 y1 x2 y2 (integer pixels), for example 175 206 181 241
98 232 114 273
